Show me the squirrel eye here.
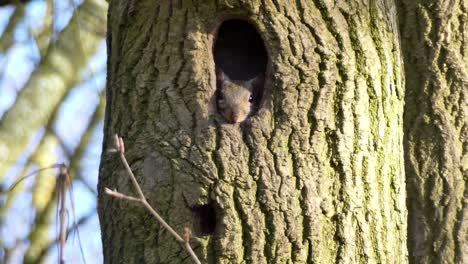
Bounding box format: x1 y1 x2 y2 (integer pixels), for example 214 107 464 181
248 95 253 103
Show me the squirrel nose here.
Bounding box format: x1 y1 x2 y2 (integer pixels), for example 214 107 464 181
230 113 239 123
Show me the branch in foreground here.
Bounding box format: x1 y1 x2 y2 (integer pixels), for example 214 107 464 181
105 134 201 264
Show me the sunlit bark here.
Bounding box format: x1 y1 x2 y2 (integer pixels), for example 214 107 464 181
99 1 407 263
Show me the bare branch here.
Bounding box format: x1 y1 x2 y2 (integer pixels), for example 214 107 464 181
33 210 96 264
106 134 202 264
104 188 141 202
183 227 191 243
0 4 24 52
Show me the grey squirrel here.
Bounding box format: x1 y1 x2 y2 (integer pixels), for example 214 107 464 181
217 70 262 123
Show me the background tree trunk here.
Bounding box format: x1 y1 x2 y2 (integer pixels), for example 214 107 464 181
98 1 407 263
0 0 106 180
397 0 467 263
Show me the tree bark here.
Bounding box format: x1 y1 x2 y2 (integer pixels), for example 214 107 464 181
397 0 467 263
98 0 407 263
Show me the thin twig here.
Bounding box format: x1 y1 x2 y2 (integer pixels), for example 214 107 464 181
34 209 95 264
104 188 140 202
105 134 202 264
58 166 68 264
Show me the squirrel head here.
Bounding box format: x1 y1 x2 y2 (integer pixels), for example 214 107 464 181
217 71 258 124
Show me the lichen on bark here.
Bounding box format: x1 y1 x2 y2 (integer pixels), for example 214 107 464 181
99 0 407 263
398 0 467 263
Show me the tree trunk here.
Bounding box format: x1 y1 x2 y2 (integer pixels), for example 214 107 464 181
397 0 467 263
98 1 407 263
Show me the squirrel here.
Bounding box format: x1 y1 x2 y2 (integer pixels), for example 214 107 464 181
216 70 262 123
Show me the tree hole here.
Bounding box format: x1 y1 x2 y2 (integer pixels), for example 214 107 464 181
213 19 268 123
193 203 216 236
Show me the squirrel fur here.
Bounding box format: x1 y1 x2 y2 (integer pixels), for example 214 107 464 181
217 70 261 123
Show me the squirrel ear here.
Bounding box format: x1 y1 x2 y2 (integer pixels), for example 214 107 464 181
217 69 230 82
246 74 263 88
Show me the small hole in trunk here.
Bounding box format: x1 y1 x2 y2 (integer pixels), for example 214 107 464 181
193 204 216 236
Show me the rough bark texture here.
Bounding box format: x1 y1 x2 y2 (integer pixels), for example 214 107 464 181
397 0 467 263
98 0 407 263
